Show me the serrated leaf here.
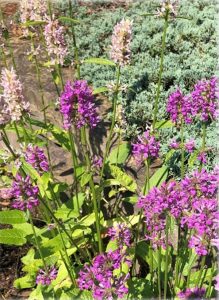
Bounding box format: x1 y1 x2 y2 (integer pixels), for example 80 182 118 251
107 142 130 165
109 165 137 192
0 210 26 224
83 57 116 66
0 228 26 245
14 274 35 289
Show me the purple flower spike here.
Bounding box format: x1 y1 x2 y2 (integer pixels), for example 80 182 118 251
191 77 218 121
169 139 180 149
197 151 207 164
11 174 39 211
167 89 193 124
36 266 58 286
77 248 131 299
185 139 195 153
25 144 49 175
60 80 99 130
108 223 131 247
132 130 160 164
178 287 206 299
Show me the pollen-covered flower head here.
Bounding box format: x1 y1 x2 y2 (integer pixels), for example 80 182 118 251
60 80 99 129
132 130 160 164
44 16 68 65
110 19 132 67
11 174 39 211
191 77 218 121
0 68 29 125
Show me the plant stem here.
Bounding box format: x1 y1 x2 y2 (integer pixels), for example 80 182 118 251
81 126 102 253
152 10 169 130
180 119 185 178
199 121 207 171
68 129 80 212
29 212 48 272
158 246 162 299
164 215 170 300
100 66 120 180
196 255 206 287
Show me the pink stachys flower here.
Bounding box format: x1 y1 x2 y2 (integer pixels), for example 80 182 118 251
11 174 39 211
0 68 29 125
185 139 195 153
44 16 68 65
25 144 49 175
180 169 218 255
167 89 193 124
191 77 218 121
0 188 13 200
178 287 206 299
20 0 47 36
157 0 179 18
214 275 219 292
36 266 58 286
60 80 99 129
108 223 131 248
110 19 132 67
169 139 180 149
197 151 207 164
77 248 131 300
132 130 160 164
138 181 183 248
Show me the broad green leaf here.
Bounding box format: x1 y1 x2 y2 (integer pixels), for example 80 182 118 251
0 210 26 224
123 196 138 204
72 192 85 211
22 160 41 181
83 57 116 67
92 86 109 95
190 267 215 284
55 207 79 220
128 278 153 299
14 274 35 289
58 16 80 24
80 172 91 187
182 250 197 276
103 179 121 187
50 125 71 151
13 223 40 237
106 239 118 252
107 142 130 165
109 165 137 192
72 227 91 238
40 234 70 257
0 228 26 245
79 212 96 227
143 165 168 194
188 149 199 169
155 119 174 129
164 149 176 163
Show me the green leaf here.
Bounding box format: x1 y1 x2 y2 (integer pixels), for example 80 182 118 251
0 210 26 224
182 250 197 276
109 165 137 192
58 16 80 24
55 207 79 221
72 192 85 211
13 223 40 237
155 119 174 129
106 239 118 252
22 160 41 181
103 179 121 187
83 57 116 67
92 86 109 95
80 172 92 187
107 142 130 165
188 149 199 169
143 165 168 194
79 213 96 227
21 20 46 27
14 274 35 289
123 196 138 204
0 228 26 245
50 125 71 151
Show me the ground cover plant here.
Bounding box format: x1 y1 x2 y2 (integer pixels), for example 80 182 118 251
0 0 218 299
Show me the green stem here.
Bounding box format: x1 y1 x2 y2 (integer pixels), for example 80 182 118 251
1 129 17 159
158 246 162 299
29 213 48 272
196 255 206 287
68 129 80 212
164 215 169 300
199 121 207 171
100 66 120 180
180 119 185 178
152 10 169 130
81 126 102 253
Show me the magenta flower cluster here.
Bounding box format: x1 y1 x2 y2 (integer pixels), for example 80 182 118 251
138 169 218 254
167 77 218 123
77 224 131 300
25 145 49 175
167 89 192 124
36 266 58 286
60 80 99 130
178 287 206 299
108 223 131 248
132 130 160 164
11 174 39 211
191 77 218 121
